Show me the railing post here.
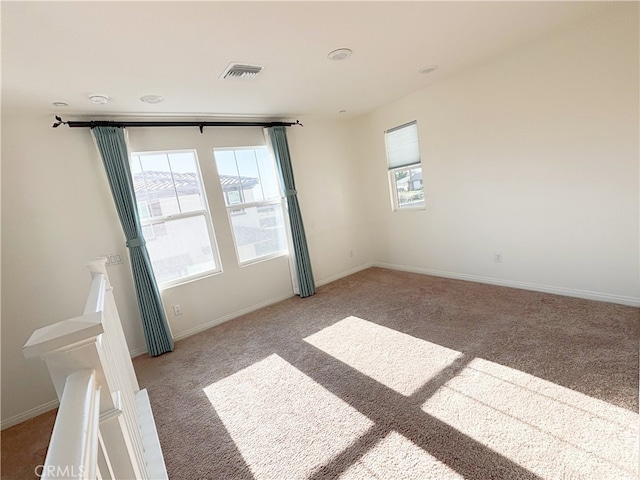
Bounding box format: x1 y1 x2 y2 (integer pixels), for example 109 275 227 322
23 259 146 480
40 369 100 480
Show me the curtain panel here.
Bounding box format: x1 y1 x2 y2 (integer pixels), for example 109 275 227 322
92 126 174 356
267 126 316 298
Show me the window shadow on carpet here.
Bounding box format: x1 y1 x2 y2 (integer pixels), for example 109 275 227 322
133 268 639 479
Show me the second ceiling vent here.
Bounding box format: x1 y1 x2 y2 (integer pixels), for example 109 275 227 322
220 63 264 80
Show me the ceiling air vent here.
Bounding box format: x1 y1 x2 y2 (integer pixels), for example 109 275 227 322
220 63 264 81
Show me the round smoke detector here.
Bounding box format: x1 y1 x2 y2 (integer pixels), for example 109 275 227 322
327 48 353 61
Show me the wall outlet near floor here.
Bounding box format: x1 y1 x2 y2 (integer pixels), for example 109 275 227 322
494 252 503 263
173 304 183 316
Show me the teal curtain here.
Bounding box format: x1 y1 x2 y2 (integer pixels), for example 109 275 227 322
93 126 174 356
268 126 315 297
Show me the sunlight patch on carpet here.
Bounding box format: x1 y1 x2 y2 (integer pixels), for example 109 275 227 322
203 354 374 479
304 316 461 396
422 358 639 479
340 431 464 480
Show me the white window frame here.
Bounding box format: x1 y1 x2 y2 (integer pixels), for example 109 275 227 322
384 121 425 211
213 146 288 267
130 148 222 289
388 165 425 211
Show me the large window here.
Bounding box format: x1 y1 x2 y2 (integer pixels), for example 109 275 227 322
213 147 287 264
385 121 425 210
130 150 220 287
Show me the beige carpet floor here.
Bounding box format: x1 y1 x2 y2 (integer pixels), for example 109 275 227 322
2 267 639 479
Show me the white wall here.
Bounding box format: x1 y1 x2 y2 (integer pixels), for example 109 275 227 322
1 111 146 426
0 113 368 426
287 117 375 284
355 4 639 303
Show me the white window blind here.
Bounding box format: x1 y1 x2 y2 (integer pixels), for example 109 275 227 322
385 121 420 169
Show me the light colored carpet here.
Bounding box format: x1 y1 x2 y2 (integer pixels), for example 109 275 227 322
0 410 55 479
2 267 638 479
135 268 639 479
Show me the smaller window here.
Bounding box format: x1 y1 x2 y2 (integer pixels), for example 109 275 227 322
385 121 424 210
213 147 288 265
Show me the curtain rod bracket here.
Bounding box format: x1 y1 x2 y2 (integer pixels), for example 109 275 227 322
199 123 204 134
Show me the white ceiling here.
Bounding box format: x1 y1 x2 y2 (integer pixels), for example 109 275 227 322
2 1 608 120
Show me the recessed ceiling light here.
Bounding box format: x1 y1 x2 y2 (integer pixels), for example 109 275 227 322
52 101 68 107
88 94 109 105
419 65 439 75
140 95 165 104
328 48 352 61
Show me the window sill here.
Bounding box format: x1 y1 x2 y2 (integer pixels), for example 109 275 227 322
238 251 289 268
393 205 426 212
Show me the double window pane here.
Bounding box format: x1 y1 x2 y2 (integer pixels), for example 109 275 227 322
214 147 287 264
131 150 219 286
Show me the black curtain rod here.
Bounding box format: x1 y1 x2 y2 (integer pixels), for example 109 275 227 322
52 116 302 131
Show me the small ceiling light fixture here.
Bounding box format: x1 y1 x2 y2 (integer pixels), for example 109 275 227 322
419 65 439 75
52 101 68 107
88 94 109 105
140 94 165 104
327 48 352 61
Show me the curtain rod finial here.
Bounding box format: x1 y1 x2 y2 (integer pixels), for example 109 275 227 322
52 115 68 128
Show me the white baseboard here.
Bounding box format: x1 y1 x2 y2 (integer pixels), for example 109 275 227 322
316 263 374 287
129 292 296 358
374 262 640 307
173 293 296 342
129 264 375 358
1 399 59 430
126 260 640 357
129 345 149 358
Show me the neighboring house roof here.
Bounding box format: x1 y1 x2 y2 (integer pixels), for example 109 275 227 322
396 169 423 186
218 175 260 191
133 171 259 196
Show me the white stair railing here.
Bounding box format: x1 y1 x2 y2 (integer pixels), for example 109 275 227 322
23 258 168 480
40 369 100 480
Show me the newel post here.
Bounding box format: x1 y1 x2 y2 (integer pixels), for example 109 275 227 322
23 258 144 480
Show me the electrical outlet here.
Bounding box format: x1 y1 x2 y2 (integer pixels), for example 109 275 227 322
494 252 503 263
173 304 183 316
